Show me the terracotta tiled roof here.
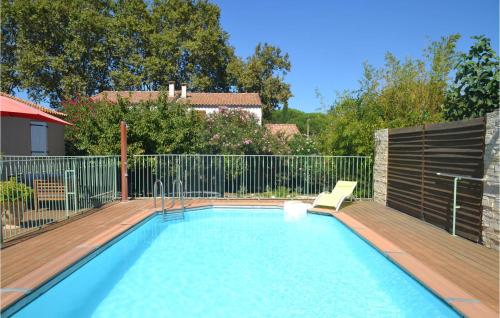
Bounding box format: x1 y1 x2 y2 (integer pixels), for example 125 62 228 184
265 124 300 138
91 91 262 107
91 91 163 104
188 93 261 106
0 92 67 117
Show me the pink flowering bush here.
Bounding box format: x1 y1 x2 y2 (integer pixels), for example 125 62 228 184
207 108 284 155
288 134 320 155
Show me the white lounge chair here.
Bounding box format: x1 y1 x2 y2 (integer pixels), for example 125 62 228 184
312 181 357 211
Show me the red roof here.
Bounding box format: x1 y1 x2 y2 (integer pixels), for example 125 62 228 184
0 94 71 126
188 93 261 106
0 92 67 117
265 124 300 138
92 91 262 107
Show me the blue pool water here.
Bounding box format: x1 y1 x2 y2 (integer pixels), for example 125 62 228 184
12 208 459 317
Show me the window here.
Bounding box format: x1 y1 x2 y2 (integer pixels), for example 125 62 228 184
30 121 48 155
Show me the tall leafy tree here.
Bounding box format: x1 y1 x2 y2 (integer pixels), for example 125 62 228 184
108 0 151 90
145 0 235 91
425 34 461 111
267 108 328 136
1 0 112 106
0 0 19 94
0 0 256 106
443 36 499 120
64 96 210 155
229 43 292 118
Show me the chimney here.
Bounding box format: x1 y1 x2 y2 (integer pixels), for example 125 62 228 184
181 83 187 99
168 81 175 98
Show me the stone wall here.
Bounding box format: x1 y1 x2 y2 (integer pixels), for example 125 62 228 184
373 129 388 206
482 109 499 250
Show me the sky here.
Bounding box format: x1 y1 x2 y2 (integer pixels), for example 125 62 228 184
214 0 499 112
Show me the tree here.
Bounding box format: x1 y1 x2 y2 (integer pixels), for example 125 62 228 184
1 0 240 106
145 0 235 92
267 108 328 136
229 43 292 118
64 97 290 156
64 96 209 155
107 0 151 90
443 36 499 120
1 0 113 106
126 98 210 154
64 97 129 155
319 94 381 155
0 0 19 94
318 35 460 155
2 0 291 109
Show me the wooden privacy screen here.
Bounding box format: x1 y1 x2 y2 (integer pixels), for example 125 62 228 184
387 117 486 242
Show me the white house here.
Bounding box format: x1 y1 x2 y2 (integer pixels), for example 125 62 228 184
92 83 263 124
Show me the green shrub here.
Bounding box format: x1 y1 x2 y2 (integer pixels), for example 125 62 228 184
261 186 297 198
0 178 33 203
266 108 329 136
443 36 499 120
288 134 320 155
206 108 286 155
64 97 290 155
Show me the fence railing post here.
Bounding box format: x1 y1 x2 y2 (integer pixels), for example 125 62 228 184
120 121 128 201
0 154 373 243
0 155 120 242
126 155 373 200
113 157 118 200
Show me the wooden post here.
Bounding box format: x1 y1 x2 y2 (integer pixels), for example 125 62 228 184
120 121 128 201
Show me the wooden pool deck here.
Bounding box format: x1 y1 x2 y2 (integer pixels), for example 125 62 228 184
1 199 498 317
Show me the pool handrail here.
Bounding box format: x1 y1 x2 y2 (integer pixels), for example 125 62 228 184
436 172 484 236
170 179 185 212
153 179 165 213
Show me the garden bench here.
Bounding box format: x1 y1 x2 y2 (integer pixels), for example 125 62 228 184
34 179 66 212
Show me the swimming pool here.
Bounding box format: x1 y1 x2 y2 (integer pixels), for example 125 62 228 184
10 207 459 317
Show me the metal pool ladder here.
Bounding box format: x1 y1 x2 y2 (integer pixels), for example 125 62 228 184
164 179 185 221
153 179 165 213
153 179 185 221
171 179 185 209
157 179 185 221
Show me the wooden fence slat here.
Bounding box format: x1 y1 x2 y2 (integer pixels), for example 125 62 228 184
387 118 485 242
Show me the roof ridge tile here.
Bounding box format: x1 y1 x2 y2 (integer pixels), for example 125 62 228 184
91 90 262 107
0 92 67 117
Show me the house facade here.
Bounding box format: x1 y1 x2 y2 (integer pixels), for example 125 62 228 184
0 93 69 156
92 83 263 124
